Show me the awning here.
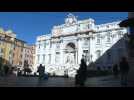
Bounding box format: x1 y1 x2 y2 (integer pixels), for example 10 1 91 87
119 18 134 27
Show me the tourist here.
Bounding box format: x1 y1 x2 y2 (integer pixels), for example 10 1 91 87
119 57 130 86
75 58 87 87
37 64 45 80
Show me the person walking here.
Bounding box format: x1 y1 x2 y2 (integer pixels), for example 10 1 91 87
75 58 87 87
119 57 130 86
37 64 45 80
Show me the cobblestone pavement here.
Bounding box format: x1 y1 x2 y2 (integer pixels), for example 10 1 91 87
0 75 134 87
85 76 134 87
0 75 75 87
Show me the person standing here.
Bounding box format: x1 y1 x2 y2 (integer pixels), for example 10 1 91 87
37 64 45 80
119 57 130 86
75 58 87 87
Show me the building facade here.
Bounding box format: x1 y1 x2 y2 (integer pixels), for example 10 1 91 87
35 14 128 77
12 39 26 69
0 27 35 74
23 45 35 71
31 45 36 71
0 28 16 67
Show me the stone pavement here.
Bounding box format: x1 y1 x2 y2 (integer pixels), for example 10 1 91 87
85 75 134 87
0 75 134 87
0 75 75 87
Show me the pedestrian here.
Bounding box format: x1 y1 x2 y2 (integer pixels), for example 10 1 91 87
75 58 87 87
4 64 9 76
113 64 119 78
119 57 130 86
37 64 45 80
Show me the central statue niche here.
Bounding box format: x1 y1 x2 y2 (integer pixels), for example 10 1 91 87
65 43 76 64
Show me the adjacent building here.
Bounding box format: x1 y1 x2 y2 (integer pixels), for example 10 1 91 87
13 42 35 71
0 28 35 73
0 28 16 67
23 44 35 71
12 39 26 69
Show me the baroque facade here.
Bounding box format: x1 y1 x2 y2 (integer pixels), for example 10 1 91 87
35 14 128 77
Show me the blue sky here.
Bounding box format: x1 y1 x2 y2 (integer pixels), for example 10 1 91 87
0 12 128 45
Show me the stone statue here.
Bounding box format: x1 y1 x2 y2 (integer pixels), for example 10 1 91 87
65 53 75 64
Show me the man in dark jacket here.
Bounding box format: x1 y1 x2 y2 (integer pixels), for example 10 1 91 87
119 57 130 86
75 58 87 87
37 64 45 80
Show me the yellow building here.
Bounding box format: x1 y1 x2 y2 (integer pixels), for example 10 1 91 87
0 28 16 66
